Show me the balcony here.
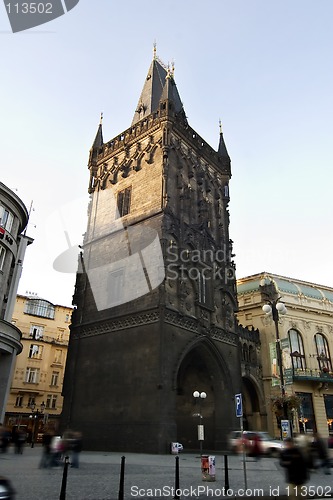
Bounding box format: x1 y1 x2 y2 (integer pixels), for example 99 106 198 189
293 367 333 382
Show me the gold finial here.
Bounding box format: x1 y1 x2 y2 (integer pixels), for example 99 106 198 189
100 112 103 125
153 41 157 60
219 119 222 134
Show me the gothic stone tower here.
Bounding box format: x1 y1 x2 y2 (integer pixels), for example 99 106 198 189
61 53 242 453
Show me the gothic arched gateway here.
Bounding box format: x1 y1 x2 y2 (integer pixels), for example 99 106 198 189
175 338 238 451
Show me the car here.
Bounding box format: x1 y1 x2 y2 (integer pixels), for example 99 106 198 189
228 430 284 457
0 476 15 500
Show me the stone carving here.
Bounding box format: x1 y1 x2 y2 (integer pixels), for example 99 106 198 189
164 310 198 333
73 311 160 339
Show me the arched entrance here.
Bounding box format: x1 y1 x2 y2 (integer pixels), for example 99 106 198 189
175 339 238 451
242 376 265 431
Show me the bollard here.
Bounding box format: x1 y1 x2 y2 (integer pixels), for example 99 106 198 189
118 455 125 500
59 456 70 500
173 455 180 500
224 454 230 491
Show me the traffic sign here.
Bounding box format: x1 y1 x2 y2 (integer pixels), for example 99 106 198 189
235 393 243 417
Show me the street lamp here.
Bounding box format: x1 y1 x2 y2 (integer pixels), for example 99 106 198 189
193 391 207 456
260 278 288 421
29 401 46 448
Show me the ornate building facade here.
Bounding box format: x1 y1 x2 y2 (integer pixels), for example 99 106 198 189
237 272 333 438
4 294 72 440
61 52 248 453
0 183 33 423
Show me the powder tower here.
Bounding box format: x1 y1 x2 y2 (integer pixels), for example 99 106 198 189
61 51 243 453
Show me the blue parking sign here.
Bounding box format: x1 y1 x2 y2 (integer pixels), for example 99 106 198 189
235 393 243 417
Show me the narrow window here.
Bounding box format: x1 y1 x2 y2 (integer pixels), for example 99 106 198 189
107 269 124 305
288 329 306 370
0 206 14 232
315 333 332 372
117 187 131 217
25 368 39 383
50 371 59 386
29 325 44 339
15 395 23 407
54 349 62 364
0 245 5 271
28 344 43 359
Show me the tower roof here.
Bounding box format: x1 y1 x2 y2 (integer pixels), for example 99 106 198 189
217 120 230 159
91 114 104 151
131 56 183 125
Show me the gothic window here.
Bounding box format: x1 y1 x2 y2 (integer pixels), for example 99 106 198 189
249 345 256 364
198 272 206 304
315 333 332 372
242 344 249 362
197 268 212 307
117 186 131 217
288 329 306 370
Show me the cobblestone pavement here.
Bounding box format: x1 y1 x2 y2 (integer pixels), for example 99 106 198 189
0 445 332 499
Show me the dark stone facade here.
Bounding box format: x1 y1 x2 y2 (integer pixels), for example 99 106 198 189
61 56 244 453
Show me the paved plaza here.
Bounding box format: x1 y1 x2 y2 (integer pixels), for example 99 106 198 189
0 445 332 499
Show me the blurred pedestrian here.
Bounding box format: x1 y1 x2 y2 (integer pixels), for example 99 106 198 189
249 433 263 460
50 434 65 466
294 432 313 469
280 437 309 498
15 428 26 454
0 426 11 453
39 429 54 468
69 432 82 468
311 432 331 475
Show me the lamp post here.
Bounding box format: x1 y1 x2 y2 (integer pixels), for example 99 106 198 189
260 279 288 422
29 401 46 448
193 391 206 456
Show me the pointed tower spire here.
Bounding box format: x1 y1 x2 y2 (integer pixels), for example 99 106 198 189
91 112 104 150
131 51 184 125
88 114 104 173
217 119 230 158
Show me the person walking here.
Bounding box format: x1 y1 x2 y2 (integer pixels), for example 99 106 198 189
311 432 331 475
249 433 263 460
39 429 54 468
280 437 309 499
69 432 82 468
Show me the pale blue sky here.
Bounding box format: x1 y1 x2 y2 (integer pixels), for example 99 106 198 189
1 0 332 306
